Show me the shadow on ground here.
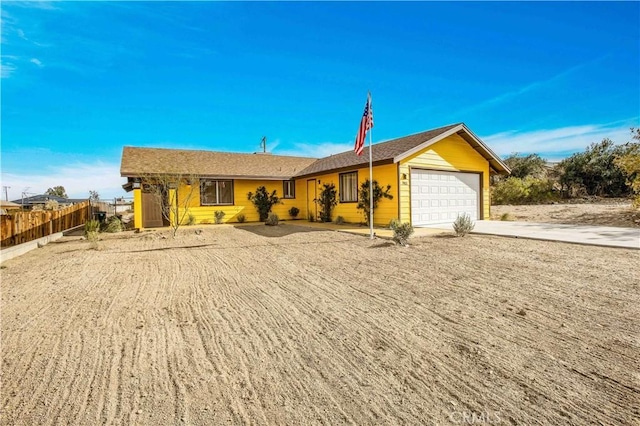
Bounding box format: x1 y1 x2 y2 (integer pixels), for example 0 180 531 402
234 224 326 238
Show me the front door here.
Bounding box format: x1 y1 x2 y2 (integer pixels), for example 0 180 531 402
306 179 317 221
142 190 165 228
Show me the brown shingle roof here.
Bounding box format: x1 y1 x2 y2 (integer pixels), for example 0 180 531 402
120 147 317 180
294 123 462 177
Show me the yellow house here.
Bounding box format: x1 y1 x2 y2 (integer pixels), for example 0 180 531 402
120 123 510 229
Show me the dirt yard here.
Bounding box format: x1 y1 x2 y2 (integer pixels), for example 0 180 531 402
491 198 640 228
1 225 638 425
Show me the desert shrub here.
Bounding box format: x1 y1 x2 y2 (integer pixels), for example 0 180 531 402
214 210 226 224
84 219 100 235
492 177 557 205
288 206 300 218
389 219 414 246
500 213 512 221
186 214 196 226
84 219 100 248
248 186 281 221
236 213 246 223
453 213 475 237
102 216 123 233
357 179 393 225
44 199 59 210
335 216 345 225
265 212 279 226
316 183 337 222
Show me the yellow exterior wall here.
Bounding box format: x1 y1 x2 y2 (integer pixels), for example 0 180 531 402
133 188 142 229
302 163 399 226
138 134 492 228
174 179 306 224
398 133 491 223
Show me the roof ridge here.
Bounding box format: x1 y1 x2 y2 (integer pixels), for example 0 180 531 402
321 123 463 158
122 146 317 160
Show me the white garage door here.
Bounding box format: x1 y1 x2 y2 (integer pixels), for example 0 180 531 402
411 169 480 226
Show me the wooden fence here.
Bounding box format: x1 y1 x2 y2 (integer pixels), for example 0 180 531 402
0 201 91 248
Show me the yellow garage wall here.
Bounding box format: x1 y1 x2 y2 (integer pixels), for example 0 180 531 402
173 179 306 224
133 188 142 229
398 133 491 223
303 163 399 226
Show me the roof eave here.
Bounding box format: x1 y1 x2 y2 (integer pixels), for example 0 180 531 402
294 158 395 179
121 172 296 181
457 124 511 175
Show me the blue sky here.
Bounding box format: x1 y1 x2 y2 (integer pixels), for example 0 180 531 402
1 1 639 200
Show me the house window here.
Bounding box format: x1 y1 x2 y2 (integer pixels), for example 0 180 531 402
339 171 358 203
201 180 234 205
283 180 295 199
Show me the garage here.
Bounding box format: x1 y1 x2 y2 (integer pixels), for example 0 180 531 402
410 169 480 226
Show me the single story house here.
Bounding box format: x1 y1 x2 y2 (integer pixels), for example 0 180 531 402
10 194 87 210
0 200 22 215
120 123 510 229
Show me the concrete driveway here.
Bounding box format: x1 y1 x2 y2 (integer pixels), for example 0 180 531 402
420 221 640 249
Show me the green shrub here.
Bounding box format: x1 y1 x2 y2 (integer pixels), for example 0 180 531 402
500 213 512 221
357 179 393 225
316 183 337 222
102 216 123 233
236 213 246 223
335 216 345 225
214 210 226 224
247 186 281 221
492 176 557 205
389 219 414 246
288 206 300 218
186 214 196 226
265 212 279 226
453 213 475 237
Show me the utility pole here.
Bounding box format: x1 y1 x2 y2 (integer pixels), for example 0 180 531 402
260 136 267 153
2 186 9 201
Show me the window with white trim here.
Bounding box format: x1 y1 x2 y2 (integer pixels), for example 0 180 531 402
283 180 295 199
201 180 234 205
339 171 358 203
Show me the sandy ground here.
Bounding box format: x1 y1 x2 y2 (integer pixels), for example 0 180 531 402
491 199 640 228
1 225 639 425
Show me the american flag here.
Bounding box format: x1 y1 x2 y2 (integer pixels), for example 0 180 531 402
354 93 373 156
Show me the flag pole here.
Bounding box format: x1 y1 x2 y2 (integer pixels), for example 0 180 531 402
368 93 374 240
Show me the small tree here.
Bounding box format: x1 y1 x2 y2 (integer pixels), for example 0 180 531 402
558 139 632 197
503 153 547 179
46 186 68 198
614 128 640 207
316 183 337 222
89 190 100 202
357 179 393 226
247 186 281 221
141 173 199 237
